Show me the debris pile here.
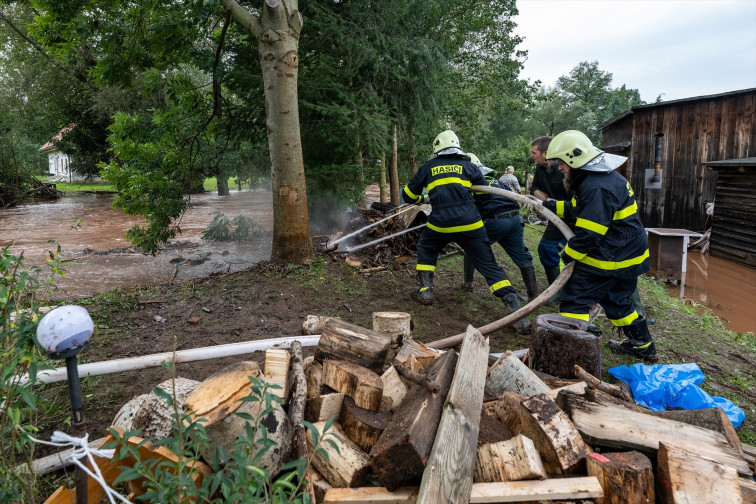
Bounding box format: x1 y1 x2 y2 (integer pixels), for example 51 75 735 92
45 312 756 503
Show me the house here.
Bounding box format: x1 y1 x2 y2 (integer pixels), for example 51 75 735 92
39 126 74 181
600 88 756 235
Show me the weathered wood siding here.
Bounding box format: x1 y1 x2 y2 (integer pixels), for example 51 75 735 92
709 166 756 267
602 90 756 231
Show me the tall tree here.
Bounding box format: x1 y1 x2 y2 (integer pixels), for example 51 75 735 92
220 0 313 263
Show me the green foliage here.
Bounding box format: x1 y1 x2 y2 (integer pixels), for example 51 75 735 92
0 245 68 503
201 212 265 242
108 374 333 503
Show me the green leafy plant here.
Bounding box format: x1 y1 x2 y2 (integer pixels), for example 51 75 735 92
0 245 66 503
202 212 264 242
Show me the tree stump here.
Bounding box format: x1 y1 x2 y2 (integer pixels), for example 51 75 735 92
529 314 601 379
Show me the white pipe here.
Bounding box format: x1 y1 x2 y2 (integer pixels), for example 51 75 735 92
21 335 322 385
325 204 414 250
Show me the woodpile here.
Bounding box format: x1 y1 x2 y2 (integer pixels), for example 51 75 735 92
297 315 755 503
46 311 756 503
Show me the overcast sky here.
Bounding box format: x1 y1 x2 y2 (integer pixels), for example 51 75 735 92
514 0 756 103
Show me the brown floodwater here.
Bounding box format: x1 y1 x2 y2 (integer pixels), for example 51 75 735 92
664 253 756 335
0 191 274 298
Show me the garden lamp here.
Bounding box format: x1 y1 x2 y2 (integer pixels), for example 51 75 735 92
37 305 94 504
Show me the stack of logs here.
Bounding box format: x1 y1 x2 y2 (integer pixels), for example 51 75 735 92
294 313 756 504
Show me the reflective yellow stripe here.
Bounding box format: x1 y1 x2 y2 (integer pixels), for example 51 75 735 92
560 312 590 321
556 200 565 218
419 287 430 292
576 217 608 235
633 341 652 350
571 197 577 206
613 202 638 220
563 244 587 261
403 185 421 203
416 264 436 271
579 249 650 271
489 279 511 293
426 220 484 233
610 310 639 327
427 177 473 192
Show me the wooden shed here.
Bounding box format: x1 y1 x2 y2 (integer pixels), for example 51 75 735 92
600 88 756 233
701 158 756 268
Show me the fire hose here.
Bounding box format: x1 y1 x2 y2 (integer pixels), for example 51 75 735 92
426 186 575 349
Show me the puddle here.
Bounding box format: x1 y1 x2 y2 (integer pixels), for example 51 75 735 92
663 252 756 334
0 191 274 298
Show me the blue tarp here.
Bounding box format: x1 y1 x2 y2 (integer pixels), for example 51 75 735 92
608 362 745 427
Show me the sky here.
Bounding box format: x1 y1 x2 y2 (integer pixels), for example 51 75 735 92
513 0 756 103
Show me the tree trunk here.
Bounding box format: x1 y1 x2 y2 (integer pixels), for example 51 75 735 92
389 121 399 206
217 175 230 196
379 152 387 203
221 0 313 265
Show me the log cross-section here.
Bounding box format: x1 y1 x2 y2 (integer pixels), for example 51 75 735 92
416 325 489 504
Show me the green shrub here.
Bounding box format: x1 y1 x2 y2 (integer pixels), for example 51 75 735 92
202 212 264 242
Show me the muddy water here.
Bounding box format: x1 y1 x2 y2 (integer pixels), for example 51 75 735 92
0 191 273 298
664 253 756 334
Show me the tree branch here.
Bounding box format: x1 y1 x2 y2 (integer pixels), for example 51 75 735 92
219 0 262 38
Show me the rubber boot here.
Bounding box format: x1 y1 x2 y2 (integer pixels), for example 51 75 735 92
544 265 562 305
520 265 540 302
607 317 658 362
502 293 531 335
628 288 655 325
462 253 474 292
411 271 434 305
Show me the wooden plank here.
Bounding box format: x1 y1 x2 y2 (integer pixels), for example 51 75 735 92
182 361 261 424
564 396 751 477
416 325 489 504
656 442 742 504
264 348 291 402
740 477 756 504
323 477 603 503
650 407 743 455
321 360 383 411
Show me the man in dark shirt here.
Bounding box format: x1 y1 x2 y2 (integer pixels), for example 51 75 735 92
530 137 572 297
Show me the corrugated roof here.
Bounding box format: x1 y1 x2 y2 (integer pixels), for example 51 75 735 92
600 87 756 130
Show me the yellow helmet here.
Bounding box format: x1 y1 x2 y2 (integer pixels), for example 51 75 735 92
433 129 460 154
468 153 482 167
545 130 601 169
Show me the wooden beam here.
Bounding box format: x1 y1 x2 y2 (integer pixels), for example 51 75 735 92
322 477 604 503
264 348 291 402
416 325 489 504
475 434 545 483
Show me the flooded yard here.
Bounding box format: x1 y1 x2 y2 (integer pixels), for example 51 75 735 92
0 191 274 298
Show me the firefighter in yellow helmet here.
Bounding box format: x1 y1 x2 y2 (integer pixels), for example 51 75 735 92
401 130 530 334
541 130 657 361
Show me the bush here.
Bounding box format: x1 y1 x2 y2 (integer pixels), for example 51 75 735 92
202 212 264 241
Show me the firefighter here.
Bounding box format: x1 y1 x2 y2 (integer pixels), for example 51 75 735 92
464 153 540 302
541 130 658 361
402 130 530 334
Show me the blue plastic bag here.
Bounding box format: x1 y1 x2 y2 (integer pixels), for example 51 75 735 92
608 363 745 427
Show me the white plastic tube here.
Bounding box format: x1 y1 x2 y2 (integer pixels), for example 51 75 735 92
22 335 322 385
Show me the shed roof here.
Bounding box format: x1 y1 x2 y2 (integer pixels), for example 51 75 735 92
39 125 75 153
600 87 756 130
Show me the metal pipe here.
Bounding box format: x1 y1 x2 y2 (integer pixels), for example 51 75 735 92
343 223 426 253
651 134 663 183
324 205 415 250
